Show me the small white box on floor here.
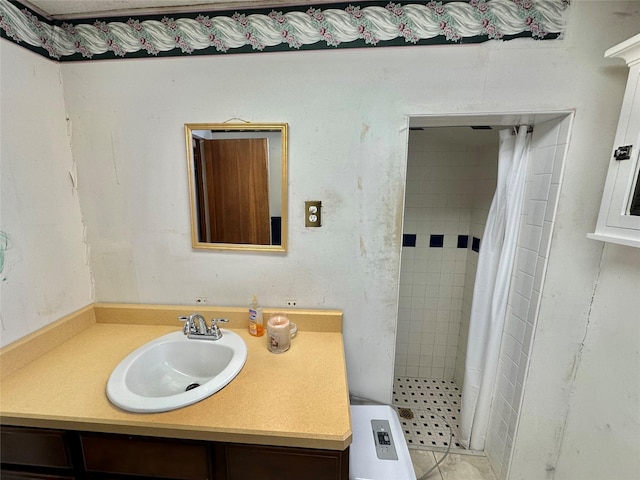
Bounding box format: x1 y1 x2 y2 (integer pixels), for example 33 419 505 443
349 405 416 480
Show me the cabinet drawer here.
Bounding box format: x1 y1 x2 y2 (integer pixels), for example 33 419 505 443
222 444 349 480
80 434 209 480
0 427 72 469
0 470 74 480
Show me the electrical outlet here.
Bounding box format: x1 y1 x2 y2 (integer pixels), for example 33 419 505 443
305 201 322 227
286 300 297 307
195 297 207 304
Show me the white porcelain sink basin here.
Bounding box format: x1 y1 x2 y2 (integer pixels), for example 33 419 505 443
106 330 247 413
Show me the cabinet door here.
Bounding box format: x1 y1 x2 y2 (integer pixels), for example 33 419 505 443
604 66 640 231
589 33 640 247
80 434 210 480
220 444 349 480
0 427 72 469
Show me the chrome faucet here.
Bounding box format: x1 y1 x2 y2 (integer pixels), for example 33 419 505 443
178 314 228 340
191 313 207 335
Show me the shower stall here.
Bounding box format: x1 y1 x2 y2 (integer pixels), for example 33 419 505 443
394 126 498 451
393 114 572 479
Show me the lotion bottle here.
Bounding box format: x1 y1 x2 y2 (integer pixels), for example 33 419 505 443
249 294 264 336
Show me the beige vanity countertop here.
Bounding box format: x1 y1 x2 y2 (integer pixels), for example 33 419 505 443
0 303 351 451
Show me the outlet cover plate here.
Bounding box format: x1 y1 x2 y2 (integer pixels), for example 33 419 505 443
305 201 322 227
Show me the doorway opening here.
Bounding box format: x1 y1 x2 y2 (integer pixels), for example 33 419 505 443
393 112 572 476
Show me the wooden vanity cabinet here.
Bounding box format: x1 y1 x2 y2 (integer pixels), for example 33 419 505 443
79 433 210 480
0 426 75 480
1 472 76 480
215 443 349 480
1 426 349 480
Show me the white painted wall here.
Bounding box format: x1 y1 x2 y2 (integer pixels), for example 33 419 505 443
0 42 93 347
2 1 640 478
554 243 640 480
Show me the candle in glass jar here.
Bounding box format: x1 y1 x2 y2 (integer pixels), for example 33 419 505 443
267 313 291 354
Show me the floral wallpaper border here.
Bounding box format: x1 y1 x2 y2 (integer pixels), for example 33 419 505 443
0 0 570 61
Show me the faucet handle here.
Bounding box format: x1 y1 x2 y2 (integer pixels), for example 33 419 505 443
178 315 193 335
208 318 228 339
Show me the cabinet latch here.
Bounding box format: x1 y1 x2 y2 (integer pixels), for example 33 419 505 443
614 145 632 160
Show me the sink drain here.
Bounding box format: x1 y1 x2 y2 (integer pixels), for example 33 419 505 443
185 383 200 391
398 407 414 420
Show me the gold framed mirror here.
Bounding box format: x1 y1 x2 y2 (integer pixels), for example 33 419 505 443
185 122 288 252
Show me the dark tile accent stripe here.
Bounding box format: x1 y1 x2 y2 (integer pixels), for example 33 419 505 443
401 233 479 249
430 234 444 248
403 234 417 247
472 237 481 253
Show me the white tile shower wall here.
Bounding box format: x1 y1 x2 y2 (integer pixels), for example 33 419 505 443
396 129 497 381
484 116 571 480
455 246 477 386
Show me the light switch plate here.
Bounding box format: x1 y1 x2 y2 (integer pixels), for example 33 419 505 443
305 201 322 227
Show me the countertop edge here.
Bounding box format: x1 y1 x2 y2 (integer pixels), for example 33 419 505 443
0 414 352 451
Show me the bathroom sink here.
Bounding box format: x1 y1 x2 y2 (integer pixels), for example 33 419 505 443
106 330 247 413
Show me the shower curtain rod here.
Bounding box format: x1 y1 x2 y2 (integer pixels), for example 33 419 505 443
512 125 534 135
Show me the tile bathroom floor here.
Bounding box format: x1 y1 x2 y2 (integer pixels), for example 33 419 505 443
392 376 464 453
393 376 498 480
410 450 498 480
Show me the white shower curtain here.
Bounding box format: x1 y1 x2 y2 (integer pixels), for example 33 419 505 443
459 125 532 451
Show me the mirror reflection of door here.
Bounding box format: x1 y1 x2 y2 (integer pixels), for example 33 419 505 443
194 138 270 245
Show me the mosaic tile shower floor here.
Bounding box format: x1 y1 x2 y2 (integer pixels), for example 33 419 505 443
392 376 468 454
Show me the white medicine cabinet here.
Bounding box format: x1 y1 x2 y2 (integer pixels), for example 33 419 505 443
589 33 640 248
